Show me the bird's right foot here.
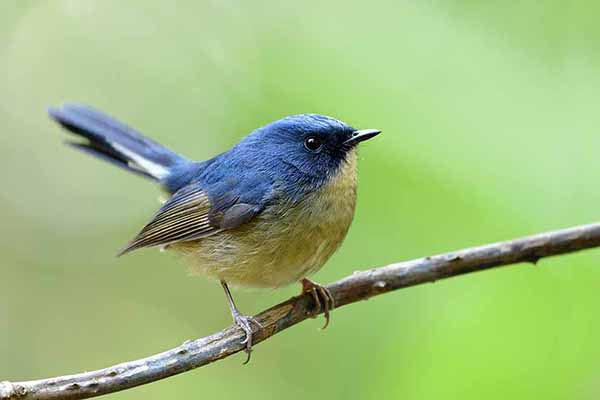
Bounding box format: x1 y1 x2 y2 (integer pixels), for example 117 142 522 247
301 278 335 329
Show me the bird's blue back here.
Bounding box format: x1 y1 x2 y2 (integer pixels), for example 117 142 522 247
163 114 356 208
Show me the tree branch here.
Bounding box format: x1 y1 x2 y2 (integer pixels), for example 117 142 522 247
2 222 599 400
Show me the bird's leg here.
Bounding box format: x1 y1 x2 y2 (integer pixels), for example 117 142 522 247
220 280 263 364
300 278 335 329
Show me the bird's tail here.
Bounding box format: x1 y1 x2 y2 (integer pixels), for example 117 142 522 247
48 103 188 181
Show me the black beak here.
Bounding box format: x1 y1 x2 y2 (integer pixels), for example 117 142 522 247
344 129 381 146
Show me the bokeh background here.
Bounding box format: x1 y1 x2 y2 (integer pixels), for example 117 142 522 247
1 1 599 399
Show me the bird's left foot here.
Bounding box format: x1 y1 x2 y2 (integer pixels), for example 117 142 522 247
221 280 263 364
301 278 335 329
231 311 263 364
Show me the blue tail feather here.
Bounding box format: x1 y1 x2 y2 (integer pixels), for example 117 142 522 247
66 141 156 180
48 103 189 181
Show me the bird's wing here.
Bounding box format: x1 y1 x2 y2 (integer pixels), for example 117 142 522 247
118 177 272 255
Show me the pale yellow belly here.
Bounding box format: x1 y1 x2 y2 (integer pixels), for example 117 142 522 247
172 151 358 288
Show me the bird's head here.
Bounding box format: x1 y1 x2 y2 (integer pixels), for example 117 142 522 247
240 114 380 187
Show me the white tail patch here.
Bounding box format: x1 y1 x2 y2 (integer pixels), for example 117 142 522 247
111 143 169 179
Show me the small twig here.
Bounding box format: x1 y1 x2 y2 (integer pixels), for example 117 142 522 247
2 223 599 400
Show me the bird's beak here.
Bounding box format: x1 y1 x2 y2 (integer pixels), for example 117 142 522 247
344 129 382 146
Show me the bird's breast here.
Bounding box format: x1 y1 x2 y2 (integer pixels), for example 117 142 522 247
177 150 359 288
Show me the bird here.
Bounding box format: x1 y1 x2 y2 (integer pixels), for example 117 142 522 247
48 103 380 362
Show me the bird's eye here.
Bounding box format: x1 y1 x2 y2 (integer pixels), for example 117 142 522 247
304 136 322 152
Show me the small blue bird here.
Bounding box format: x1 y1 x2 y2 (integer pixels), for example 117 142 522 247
48 103 380 360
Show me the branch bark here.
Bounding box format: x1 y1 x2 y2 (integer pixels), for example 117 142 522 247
2 222 599 400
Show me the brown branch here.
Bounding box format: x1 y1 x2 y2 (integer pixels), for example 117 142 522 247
2 222 599 400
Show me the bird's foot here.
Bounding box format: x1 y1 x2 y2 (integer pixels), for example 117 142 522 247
301 278 335 329
231 312 263 364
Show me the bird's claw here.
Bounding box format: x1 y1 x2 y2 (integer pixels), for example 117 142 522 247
232 313 263 364
301 278 335 329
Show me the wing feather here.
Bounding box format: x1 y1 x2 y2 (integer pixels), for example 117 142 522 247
118 175 273 256
118 186 221 255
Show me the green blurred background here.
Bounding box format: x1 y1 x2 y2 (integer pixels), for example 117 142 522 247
1 1 599 399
